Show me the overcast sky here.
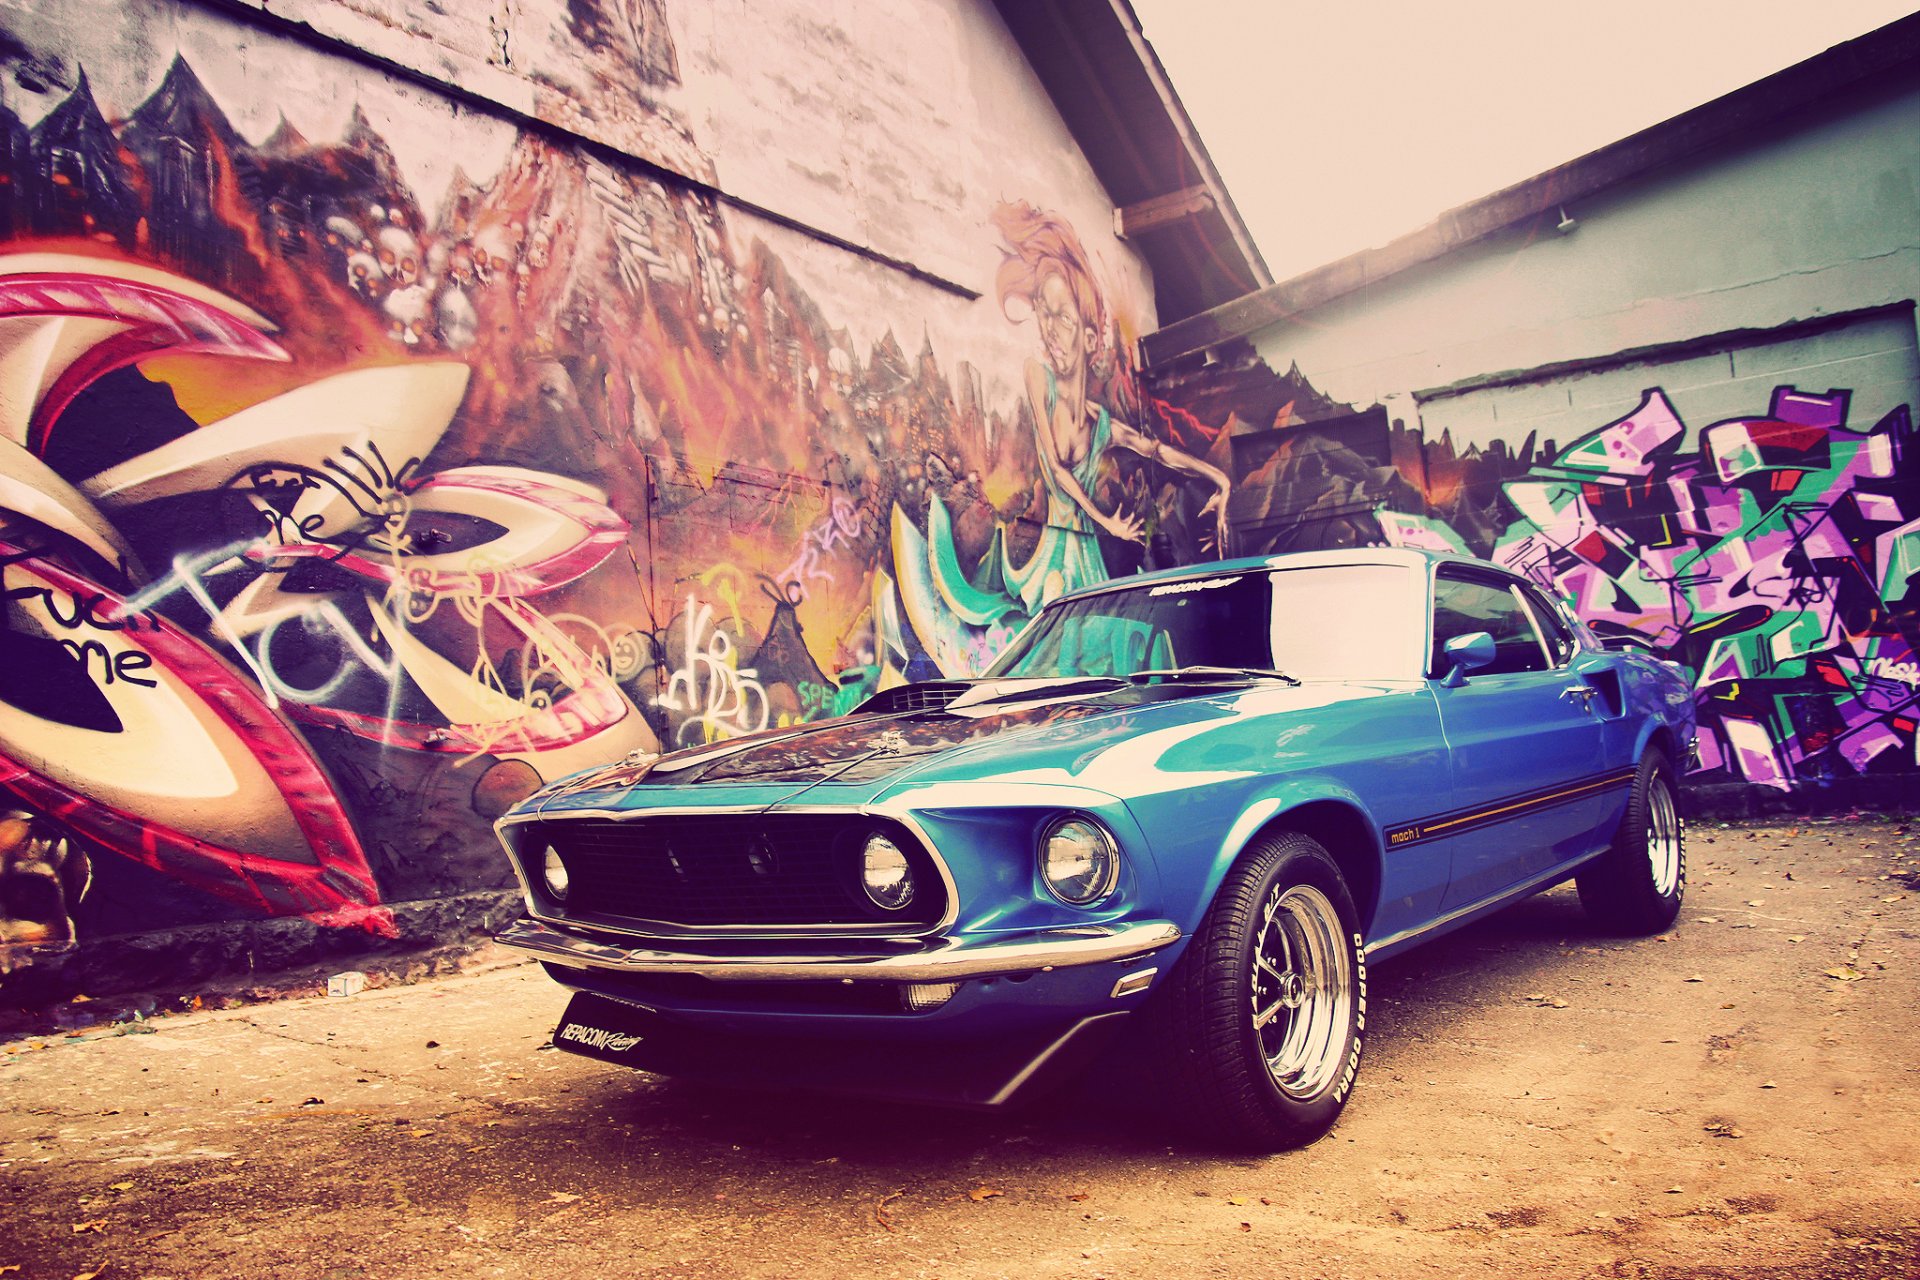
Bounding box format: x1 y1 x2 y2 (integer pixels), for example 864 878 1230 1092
1129 1 1918 281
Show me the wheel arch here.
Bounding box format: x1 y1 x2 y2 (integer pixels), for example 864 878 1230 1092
1204 791 1384 938
1636 721 1683 770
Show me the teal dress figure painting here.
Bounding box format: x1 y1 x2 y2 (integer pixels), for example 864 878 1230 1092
1005 365 1112 613
890 202 1231 676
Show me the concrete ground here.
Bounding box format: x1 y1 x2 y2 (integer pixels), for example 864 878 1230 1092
2 817 1917 1280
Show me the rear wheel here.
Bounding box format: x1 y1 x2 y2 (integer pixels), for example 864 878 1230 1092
1577 748 1684 933
1141 832 1365 1149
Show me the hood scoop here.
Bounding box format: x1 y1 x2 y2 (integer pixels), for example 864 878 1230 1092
849 681 975 716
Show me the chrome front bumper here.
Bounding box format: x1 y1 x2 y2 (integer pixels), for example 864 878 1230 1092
497 916 1182 982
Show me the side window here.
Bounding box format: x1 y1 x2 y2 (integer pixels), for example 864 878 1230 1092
1518 584 1578 666
1431 575 1549 676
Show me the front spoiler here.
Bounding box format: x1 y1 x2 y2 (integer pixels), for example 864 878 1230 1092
551 989 1130 1108
497 915 1182 982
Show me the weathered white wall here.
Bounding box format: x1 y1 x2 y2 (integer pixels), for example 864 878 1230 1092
209 0 1148 337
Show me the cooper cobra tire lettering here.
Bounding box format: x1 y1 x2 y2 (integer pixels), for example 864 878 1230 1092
1332 934 1367 1103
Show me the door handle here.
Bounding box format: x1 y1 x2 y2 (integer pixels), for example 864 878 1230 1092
1560 684 1598 711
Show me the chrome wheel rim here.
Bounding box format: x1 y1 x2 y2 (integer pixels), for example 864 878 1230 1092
1647 774 1682 897
1250 883 1352 1100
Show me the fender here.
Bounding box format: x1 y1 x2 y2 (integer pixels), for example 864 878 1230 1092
1181 776 1383 937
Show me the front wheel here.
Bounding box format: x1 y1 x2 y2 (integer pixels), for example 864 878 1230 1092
1140 832 1365 1150
1577 748 1685 933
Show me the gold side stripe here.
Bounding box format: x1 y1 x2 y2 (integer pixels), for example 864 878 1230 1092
1418 771 1634 837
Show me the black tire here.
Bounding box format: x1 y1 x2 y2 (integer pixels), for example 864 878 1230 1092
1577 748 1684 933
1139 831 1365 1150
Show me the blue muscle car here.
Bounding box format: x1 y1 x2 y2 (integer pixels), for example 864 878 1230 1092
495 548 1695 1149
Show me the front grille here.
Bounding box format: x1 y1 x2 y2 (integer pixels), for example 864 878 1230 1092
530 814 945 930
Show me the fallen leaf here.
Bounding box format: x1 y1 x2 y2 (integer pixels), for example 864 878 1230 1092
1694 917 1720 924
1787 936 1807 944
1227 1196 1247 1206
0 1267 18 1276
1824 966 1866 982
547 1192 580 1204
1703 1121 1743 1138
1746 900 1764 907
1684 975 1705 983
69 1221 105 1235
74 1269 108 1280
107 1182 132 1192
968 1186 1003 1202
410 1129 432 1138
1760 1081 1777 1089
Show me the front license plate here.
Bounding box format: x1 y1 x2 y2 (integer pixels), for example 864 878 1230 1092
551 991 658 1066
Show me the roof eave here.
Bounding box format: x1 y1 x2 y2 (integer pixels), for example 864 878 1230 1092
992 0 1272 323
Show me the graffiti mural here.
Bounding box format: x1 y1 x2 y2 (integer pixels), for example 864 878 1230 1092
1488 386 1919 791
0 6 1226 972
1169 342 1920 793
0 256 656 949
893 203 1233 673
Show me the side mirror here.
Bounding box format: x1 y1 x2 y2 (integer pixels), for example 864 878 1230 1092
1438 631 1496 688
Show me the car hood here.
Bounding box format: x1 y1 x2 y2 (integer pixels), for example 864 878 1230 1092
524 676 1414 816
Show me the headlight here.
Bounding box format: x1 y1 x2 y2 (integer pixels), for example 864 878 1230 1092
860 832 915 909
1039 816 1119 905
540 846 569 901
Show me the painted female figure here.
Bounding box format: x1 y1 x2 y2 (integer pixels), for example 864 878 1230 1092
992 201 1230 609
887 202 1233 676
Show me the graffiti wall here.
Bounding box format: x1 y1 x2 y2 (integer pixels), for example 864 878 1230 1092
1151 343 1920 795
0 0 1235 984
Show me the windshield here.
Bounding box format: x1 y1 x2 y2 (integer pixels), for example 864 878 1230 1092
984 564 1419 681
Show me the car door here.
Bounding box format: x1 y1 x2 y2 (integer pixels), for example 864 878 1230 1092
1517 579 1651 842
1428 568 1607 910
